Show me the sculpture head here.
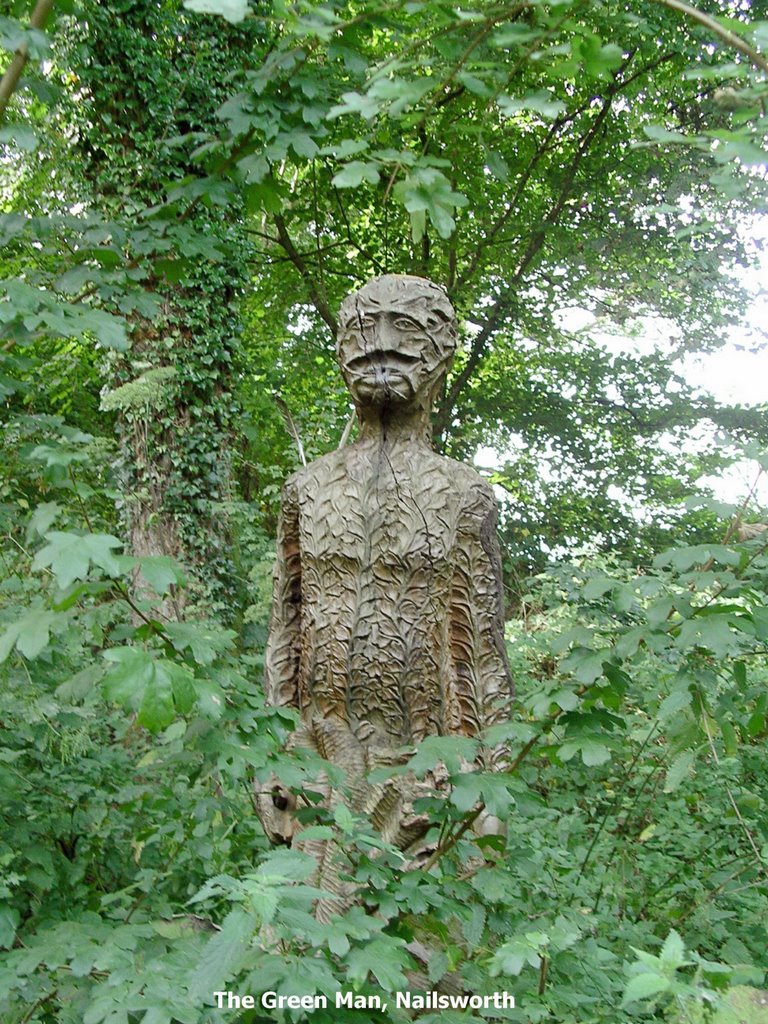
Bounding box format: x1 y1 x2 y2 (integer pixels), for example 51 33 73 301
337 275 457 410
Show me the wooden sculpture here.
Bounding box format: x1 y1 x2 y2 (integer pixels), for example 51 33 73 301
257 274 512 869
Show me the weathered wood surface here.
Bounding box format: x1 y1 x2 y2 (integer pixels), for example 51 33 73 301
257 275 512 901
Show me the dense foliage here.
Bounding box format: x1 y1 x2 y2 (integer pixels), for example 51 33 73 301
1 0 767 1021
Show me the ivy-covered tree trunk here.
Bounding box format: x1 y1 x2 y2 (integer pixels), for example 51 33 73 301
69 0 255 611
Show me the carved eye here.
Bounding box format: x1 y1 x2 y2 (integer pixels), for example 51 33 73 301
393 316 420 331
360 315 376 330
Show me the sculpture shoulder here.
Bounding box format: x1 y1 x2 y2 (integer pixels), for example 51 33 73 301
283 448 494 510
284 449 348 494
429 454 497 512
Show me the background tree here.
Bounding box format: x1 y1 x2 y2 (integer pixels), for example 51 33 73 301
207 0 768 576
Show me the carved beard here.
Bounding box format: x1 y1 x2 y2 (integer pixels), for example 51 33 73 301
338 324 455 410
340 339 424 407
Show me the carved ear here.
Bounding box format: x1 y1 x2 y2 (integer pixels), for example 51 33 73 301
271 785 291 811
254 778 299 845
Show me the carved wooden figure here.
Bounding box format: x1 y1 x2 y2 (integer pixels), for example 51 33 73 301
258 275 512 859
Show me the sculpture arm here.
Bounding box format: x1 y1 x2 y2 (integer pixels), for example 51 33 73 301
264 475 302 709
449 480 513 738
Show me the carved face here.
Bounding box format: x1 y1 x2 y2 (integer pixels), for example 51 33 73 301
337 275 457 409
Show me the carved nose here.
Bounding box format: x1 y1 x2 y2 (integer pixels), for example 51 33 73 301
373 318 398 349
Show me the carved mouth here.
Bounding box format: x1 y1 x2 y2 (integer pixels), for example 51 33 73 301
346 349 421 373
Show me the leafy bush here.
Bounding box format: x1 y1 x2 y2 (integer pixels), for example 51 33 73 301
1 440 767 1023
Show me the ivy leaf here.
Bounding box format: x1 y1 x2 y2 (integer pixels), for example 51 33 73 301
32 531 123 589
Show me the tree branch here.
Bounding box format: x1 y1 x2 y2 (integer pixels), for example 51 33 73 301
651 0 768 75
273 213 338 333
0 0 54 124
437 51 663 433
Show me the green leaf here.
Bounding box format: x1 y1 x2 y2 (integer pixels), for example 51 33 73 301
163 621 236 665
490 932 548 976
102 650 195 731
660 929 687 969
659 683 692 720
485 149 509 181
580 738 611 766
497 90 565 120
183 0 249 23
139 665 175 733
0 124 38 151
622 972 670 1005
492 24 541 46
720 719 738 756
676 615 738 658
195 677 226 719
26 502 61 541
333 802 355 832
0 905 19 950
450 772 482 812
577 36 624 78
664 750 695 793
0 608 58 662
406 735 478 776
328 91 381 121
583 576 615 599
346 936 411 990
392 167 468 240
102 649 155 709
331 160 381 188
132 555 186 595
189 909 255 1001
32 531 123 588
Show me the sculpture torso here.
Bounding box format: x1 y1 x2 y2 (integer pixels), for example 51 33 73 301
266 438 511 754
259 275 511 862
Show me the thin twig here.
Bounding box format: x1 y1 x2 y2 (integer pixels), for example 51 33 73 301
651 0 768 75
